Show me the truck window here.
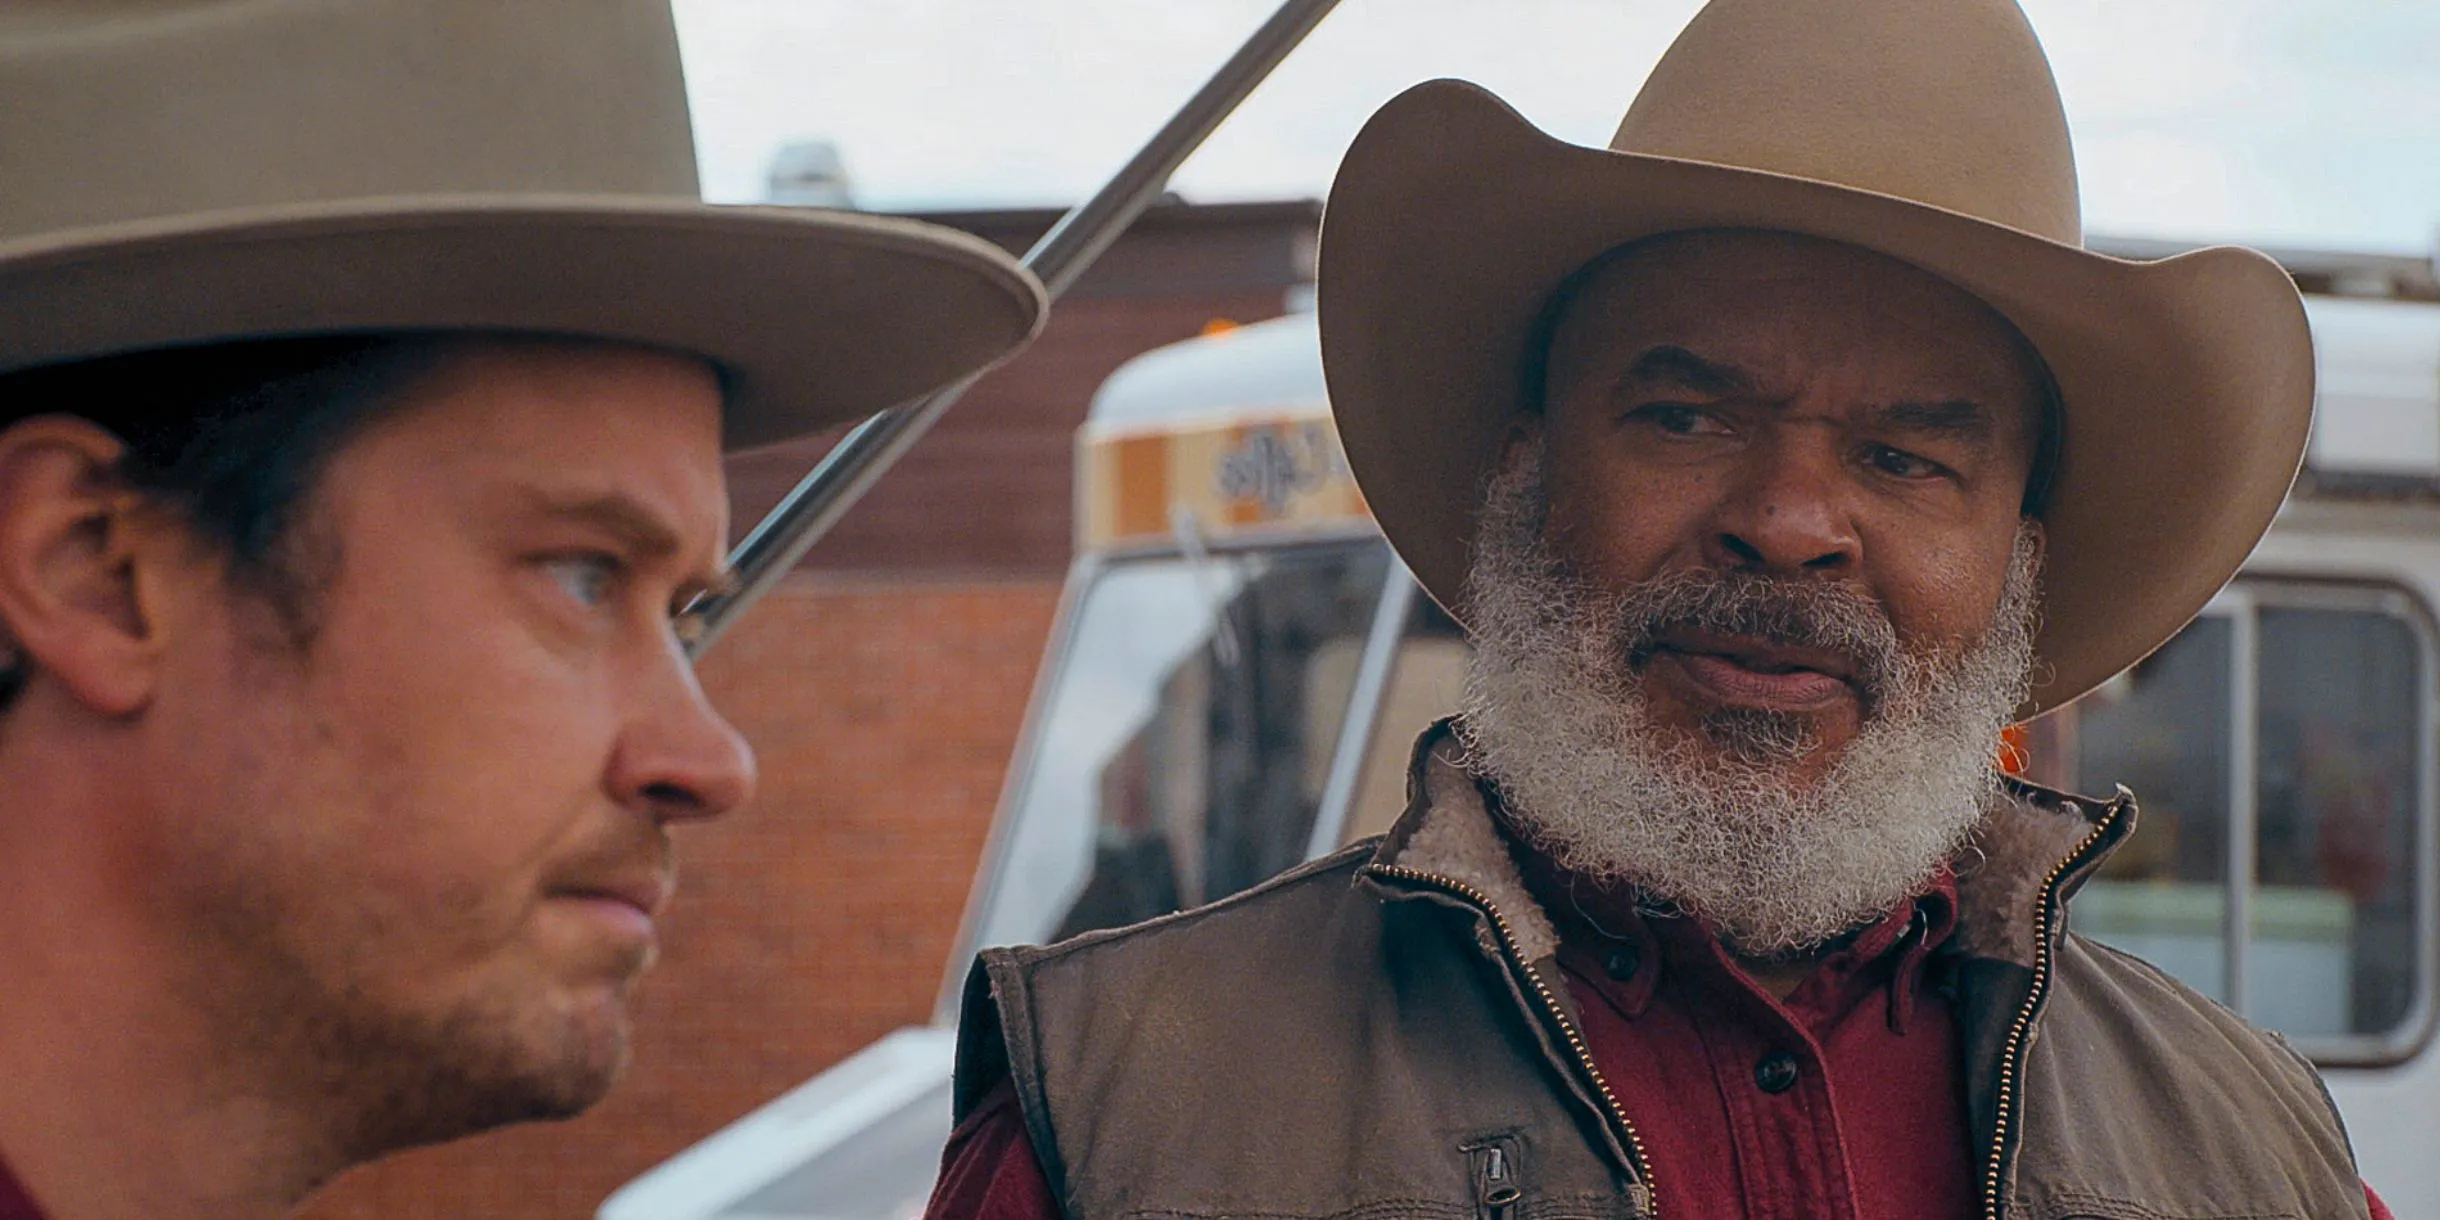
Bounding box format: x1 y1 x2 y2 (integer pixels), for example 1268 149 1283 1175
2070 616 2238 1001
966 541 1392 951
1341 594 1471 844
2054 583 2433 1058
2255 605 2422 1038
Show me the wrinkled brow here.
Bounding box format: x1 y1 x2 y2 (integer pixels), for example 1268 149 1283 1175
1618 345 1757 397
1875 399 1999 445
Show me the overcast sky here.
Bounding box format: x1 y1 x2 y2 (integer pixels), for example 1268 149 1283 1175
672 1 2440 254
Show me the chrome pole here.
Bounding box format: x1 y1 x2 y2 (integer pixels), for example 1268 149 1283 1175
1305 556 1418 861
689 0 1346 657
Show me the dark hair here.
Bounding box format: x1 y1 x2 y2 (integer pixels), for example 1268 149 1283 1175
0 335 443 711
1518 233 2065 518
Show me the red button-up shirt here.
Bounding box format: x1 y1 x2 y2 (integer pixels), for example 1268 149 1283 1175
1542 864 1974 1220
925 873 2394 1220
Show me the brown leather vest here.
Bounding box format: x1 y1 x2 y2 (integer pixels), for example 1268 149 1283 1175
956 727 2367 1220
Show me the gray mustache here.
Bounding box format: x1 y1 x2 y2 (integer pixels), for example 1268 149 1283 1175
1604 570 1905 702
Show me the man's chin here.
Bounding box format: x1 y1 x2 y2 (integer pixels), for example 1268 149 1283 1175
350 984 635 1154
1634 703 1861 780
1639 674 1859 761
526 986 637 1114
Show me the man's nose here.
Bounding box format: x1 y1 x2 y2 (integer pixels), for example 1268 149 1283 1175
607 644 757 825
1702 441 1861 574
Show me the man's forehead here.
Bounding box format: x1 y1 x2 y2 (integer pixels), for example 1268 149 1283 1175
1546 231 2050 416
380 339 723 455
1561 233 2008 345
405 336 724 415
343 339 731 537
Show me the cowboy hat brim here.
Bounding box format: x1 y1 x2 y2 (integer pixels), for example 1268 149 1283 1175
1318 80 2315 718
0 195 1047 451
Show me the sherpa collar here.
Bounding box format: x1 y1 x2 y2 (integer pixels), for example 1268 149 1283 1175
1364 719 2135 970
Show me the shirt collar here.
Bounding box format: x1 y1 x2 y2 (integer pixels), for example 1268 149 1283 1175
1499 808 1959 1031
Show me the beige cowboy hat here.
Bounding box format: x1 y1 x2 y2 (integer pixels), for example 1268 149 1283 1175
1318 0 2315 717
0 0 1044 451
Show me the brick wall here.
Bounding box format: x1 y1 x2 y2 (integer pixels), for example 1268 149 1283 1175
728 200 1315 579
729 292 1300 578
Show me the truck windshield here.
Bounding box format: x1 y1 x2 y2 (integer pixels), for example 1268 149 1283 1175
964 540 1392 953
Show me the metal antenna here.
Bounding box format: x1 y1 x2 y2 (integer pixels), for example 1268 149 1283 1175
688 0 1346 657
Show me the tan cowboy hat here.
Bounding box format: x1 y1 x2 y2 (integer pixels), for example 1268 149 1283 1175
0 0 1044 451
1317 0 2315 717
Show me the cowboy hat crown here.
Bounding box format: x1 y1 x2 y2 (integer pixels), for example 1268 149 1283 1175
0 0 1046 450
0 0 700 234
1614 0 2079 244
1318 0 2314 718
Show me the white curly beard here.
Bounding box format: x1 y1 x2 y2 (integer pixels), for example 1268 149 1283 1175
1457 444 2041 957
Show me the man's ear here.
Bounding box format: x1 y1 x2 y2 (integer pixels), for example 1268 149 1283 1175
0 416 162 717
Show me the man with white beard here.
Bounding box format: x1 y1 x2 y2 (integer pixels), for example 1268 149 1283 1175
1459 345 2044 969
930 1 2390 1217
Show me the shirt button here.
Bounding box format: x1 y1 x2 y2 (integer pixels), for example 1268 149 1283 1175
1604 946 1642 981
1754 1051 1801 1094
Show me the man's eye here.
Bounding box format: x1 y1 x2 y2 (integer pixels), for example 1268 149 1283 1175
543 554 621 608
1866 444 1945 480
1630 404 1727 436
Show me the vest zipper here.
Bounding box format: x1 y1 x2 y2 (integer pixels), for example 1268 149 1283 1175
1367 864 1659 1220
1976 801 2124 1220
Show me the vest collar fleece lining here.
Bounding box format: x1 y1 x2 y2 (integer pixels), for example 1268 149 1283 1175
1368 719 2135 971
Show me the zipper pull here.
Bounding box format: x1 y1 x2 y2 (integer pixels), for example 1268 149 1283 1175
1468 1139 1522 1220
1625 1180 1654 1219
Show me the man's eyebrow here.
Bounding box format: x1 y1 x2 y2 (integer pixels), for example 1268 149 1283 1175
518 487 732 594
521 488 682 555
1875 399 1998 444
1616 345 1757 397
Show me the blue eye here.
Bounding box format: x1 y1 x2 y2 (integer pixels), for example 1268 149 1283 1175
544 554 621 608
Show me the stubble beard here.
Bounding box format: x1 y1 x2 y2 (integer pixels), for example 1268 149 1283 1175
1456 445 2041 957
166 663 650 1187
180 859 644 1183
